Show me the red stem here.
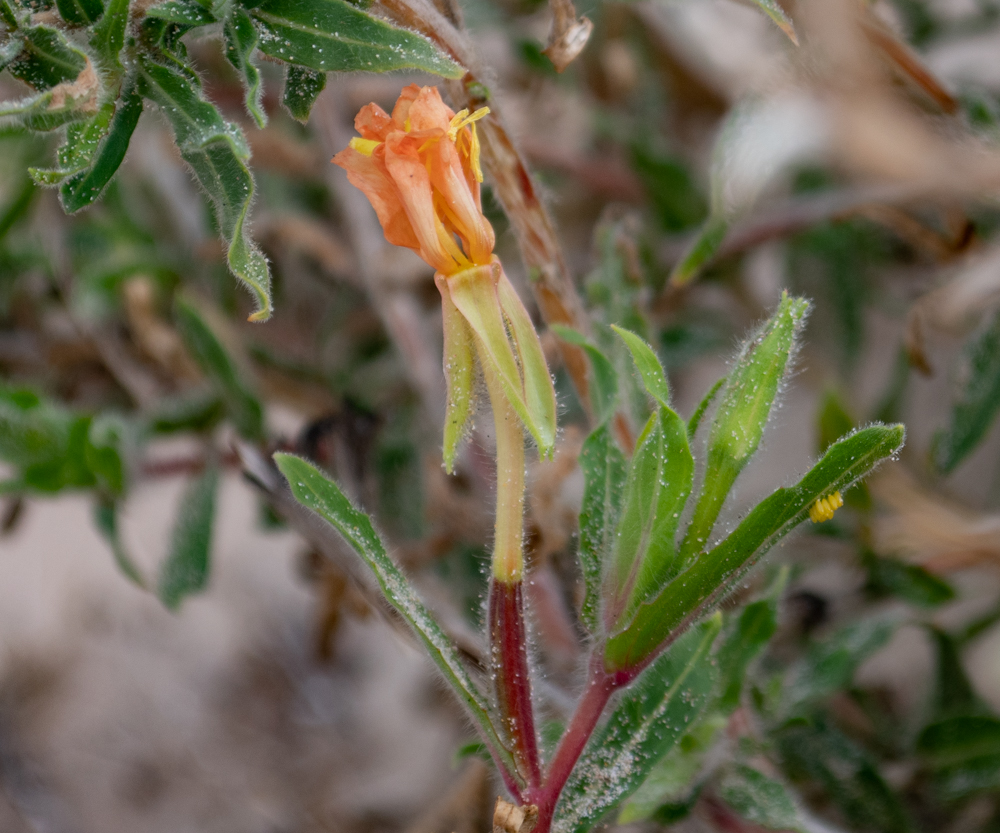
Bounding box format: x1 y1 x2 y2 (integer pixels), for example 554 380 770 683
529 657 618 832
490 577 542 789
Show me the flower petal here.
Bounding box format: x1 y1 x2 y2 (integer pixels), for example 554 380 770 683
427 136 495 265
332 147 420 253
383 132 468 274
354 103 394 141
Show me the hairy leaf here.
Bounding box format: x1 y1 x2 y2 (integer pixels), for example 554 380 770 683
249 0 464 78
606 423 904 671
577 422 626 633
612 325 670 408
273 452 518 779
717 765 806 832
553 616 721 833
224 6 266 128
679 292 809 567
55 0 103 26
138 57 272 321
552 325 618 423
282 65 326 123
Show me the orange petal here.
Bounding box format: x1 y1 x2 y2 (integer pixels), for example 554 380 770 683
427 137 494 265
354 103 394 141
407 86 455 132
390 83 423 129
332 147 420 253
383 132 468 274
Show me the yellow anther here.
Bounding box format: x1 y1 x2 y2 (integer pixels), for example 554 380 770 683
349 137 380 157
448 107 489 184
809 491 844 523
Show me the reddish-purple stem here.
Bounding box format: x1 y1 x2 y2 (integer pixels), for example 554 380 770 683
490 577 542 790
528 657 618 832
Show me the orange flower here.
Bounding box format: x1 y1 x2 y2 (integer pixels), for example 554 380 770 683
335 86 556 472
331 84 494 277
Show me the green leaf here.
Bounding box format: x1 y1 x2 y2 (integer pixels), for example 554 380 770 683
687 377 724 440
552 324 618 423
138 56 272 321
604 405 693 630
30 99 115 185
174 296 264 441
577 422 626 633
717 766 806 832
934 308 1000 473
778 718 915 833
782 614 898 713
273 452 517 780
94 499 146 587
919 716 1000 765
715 568 786 711
553 615 721 833
59 79 142 210
158 463 219 609
0 387 71 469
7 25 86 90
678 292 810 568
248 0 464 78
55 0 103 26
0 87 92 131
85 413 126 496
224 6 266 128
282 65 326 123
89 0 128 67
864 551 954 608
619 713 726 823
928 627 979 720
611 325 670 408
747 0 797 44
148 389 226 434
145 0 216 26
606 423 904 671
668 215 728 287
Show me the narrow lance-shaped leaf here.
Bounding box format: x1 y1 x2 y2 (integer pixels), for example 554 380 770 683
717 765 807 833
59 79 142 210
159 463 219 609
55 0 104 27
174 296 264 441
552 325 618 424
577 422 626 633
89 0 129 68
94 500 147 588
678 292 809 568
7 25 86 90
249 0 464 78
138 57 272 321
934 308 1000 473
611 325 669 408
145 0 217 27
553 615 722 833
273 453 519 780
714 567 786 711
282 65 326 123
604 405 693 630
224 6 266 129
606 423 904 671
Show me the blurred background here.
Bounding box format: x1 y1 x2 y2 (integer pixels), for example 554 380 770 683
2 0 1000 830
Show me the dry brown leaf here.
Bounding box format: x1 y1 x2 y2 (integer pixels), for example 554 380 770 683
871 467 1000 572
542 0 593 72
